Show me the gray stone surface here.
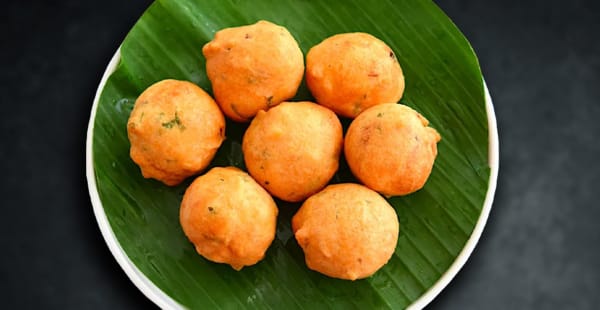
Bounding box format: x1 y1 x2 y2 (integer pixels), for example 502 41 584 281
1 0 598 308
432 1 600 309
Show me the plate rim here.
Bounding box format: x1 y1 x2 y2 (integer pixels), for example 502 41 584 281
86 49 182 310
86 48 499 310
407 81 499 309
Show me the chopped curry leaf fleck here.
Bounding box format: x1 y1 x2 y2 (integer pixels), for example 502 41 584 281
162 111 185 130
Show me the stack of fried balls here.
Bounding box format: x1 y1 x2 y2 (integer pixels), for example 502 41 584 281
127 20 440 280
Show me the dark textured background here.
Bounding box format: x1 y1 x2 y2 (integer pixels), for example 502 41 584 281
2 0 599 308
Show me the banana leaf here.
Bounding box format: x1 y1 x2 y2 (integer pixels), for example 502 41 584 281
91 0 490 308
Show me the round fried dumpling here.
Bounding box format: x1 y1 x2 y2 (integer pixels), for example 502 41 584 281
292 183 399 280
345 103 441 196
202 20 304 122
180 167 278 271
306 32 405 118
127 79 225 186
242 101 343 202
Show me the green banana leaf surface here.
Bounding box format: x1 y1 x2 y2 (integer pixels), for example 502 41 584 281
92 0 490 308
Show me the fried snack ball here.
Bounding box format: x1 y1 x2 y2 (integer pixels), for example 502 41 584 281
180 167 278 271
242 101 343 202
306 32 405 118
292 183 399 280
202 20 304 122
345 103 441 196
127 79 225 186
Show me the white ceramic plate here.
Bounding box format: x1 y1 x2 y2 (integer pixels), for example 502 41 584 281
86 48 499 309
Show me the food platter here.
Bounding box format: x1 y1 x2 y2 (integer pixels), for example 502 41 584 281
86 0 499 308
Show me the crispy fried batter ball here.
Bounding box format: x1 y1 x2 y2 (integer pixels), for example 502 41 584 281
202 20 304 122
127 79 225 186
292 183 399 280
306 32 405 118
242 101 343 202
345 103 441 196
179 167 278 271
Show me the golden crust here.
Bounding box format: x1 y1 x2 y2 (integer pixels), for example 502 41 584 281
344 103 441 196
306 32 405 118
242 101 343 202
179 167 278 270
292 183 399 280
127 79 225 186
203 20 304 122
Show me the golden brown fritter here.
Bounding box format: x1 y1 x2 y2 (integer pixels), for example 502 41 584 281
306 32 405 118
127 79 225 186
292 183 399 280
180 167 278 270
242 101 343 202
344 103 441 196
203 20 304 122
